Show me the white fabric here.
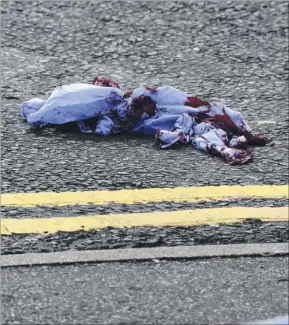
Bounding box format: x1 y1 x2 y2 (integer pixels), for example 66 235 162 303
208 102 252 132
131 86 188 106
21 83 124 127
19 82 269 165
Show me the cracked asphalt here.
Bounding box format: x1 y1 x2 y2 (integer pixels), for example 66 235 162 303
1 0 289 254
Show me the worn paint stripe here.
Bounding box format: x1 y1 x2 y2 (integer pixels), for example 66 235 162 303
1 185 288 207
1 207 288 235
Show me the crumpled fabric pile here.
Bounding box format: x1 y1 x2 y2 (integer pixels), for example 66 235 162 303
20 77 271 165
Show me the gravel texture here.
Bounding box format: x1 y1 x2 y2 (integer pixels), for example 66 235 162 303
2 221 288 255
2 257 288 324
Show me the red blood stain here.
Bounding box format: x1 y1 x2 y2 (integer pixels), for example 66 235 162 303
92 77 120 89
130 96 157 121
124 90 133 98
185 96 211 108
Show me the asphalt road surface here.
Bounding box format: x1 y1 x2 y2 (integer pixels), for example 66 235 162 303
1 0 288 254
2 257 288 325
1 1 288 195
1 1 288 324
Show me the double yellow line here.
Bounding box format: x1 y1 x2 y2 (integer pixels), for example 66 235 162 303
1 185 288 235
1 184 288 207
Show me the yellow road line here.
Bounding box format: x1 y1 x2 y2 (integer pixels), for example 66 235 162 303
1 185 288 207
1 207 288 235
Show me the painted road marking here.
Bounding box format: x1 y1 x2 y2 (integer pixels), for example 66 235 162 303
1 207 288 235
1 185 288 207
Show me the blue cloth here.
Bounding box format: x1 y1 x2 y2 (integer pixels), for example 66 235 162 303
20 83 124 127
20 83 199 135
